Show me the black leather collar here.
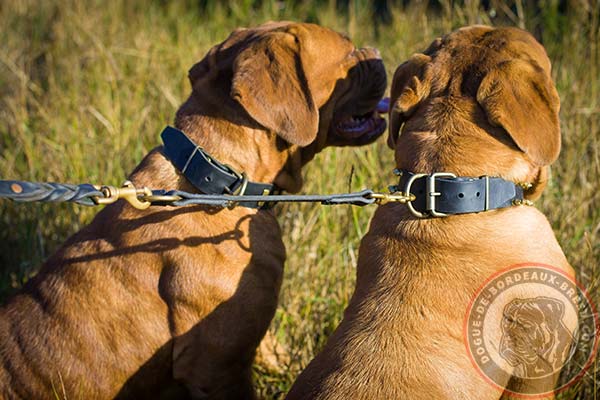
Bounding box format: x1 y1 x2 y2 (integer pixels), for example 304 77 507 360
392 169 525 218
161 126 276 209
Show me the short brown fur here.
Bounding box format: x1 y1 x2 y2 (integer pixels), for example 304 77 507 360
286 26 574 400
0 22 386 399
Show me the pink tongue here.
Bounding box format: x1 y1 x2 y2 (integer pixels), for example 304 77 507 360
377 97 390 114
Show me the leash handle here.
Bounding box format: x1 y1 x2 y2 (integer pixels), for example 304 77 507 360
0 181 103 207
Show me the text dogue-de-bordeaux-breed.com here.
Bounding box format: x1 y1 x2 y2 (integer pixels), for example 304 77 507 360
286 26 576 400
0 22 386 399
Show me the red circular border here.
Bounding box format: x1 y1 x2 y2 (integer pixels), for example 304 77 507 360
462 262 599 399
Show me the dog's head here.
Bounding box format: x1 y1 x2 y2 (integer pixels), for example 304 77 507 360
499 297 573 377
182 22 386 192
388 26 560 199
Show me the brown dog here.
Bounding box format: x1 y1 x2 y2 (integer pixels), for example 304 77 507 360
286 26 576 400
0 22 386 399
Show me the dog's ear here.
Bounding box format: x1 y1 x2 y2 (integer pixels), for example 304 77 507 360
388 54 432 149
477 59 561 166
188 57 209 86
230 33 319 147
188 45 220 90
188 28 250 90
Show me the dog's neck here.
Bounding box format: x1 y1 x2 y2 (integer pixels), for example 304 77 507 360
393 100 546 199
173 94 308 193
175 122 274 181
130 92 311 196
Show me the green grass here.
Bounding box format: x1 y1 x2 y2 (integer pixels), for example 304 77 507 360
0 0 598 398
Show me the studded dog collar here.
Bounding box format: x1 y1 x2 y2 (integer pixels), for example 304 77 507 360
391 169 530 218
161 126 276 209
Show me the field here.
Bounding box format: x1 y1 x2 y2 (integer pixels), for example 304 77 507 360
0 0 598 398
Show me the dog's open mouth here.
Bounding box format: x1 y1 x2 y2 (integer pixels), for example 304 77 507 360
332 98 389 144
335 111 386 138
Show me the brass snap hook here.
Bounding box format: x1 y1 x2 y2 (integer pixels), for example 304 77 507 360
93 181 152 210
369 192 416 205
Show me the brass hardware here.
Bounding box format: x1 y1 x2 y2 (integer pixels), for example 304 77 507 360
513 199 534 207
401 172 457 218
369 192 416 205
256 188 271 208
404 173 427 218
10 183 22 193
227 173 249 209
427 172 457 217
232 173 249 196
518 182 533 190
93 181 152 210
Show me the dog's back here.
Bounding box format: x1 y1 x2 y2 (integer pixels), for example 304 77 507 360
287 26 574 400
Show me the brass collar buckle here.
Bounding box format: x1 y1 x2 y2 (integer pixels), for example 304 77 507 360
403 172 457 218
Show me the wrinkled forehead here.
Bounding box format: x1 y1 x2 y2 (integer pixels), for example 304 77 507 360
430 26 551 73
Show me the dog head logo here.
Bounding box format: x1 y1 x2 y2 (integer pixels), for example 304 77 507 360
465 264 598 397
499 296 575 379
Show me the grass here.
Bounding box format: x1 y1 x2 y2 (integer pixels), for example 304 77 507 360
0 0 598 398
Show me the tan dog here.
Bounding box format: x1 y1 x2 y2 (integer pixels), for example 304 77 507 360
286 26 576 400
0 22 386 399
